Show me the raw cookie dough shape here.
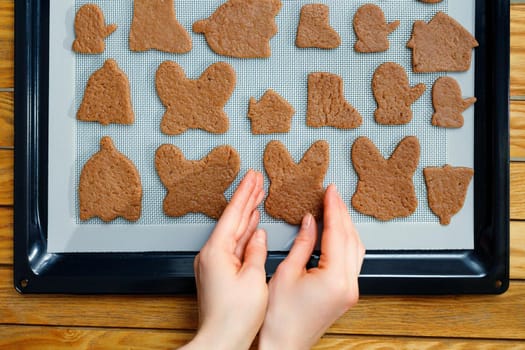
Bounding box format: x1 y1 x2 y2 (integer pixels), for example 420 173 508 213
248 90 295 134
79 137 142 222
73 4 117 54
296 4 341 49
155 144 241 220
264 140 329 225
129 0 192 54
432 77 477 128
352 136 420 221
353 4 399 53
424 165 474 225
193 0 282 58
419 0 443 3
307 72 362 129
407 12 479 72
156 61 236 135
373 62 426 125
77 59 135 125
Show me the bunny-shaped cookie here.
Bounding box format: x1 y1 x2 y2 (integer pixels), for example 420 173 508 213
373 62 426 125
352 136 420 221
432 77 477 128
156 61 236 135
155 144 240 219
264 140 329 225
73 4 116 54
353 4 399 53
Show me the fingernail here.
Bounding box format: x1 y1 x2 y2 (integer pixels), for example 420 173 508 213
302 213 312 230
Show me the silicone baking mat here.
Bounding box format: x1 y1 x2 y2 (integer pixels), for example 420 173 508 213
47 0 476 252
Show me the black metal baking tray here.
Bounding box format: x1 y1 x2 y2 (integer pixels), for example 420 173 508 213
14 0 509 294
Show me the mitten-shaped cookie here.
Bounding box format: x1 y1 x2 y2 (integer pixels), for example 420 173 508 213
155 145 241 219
72 4 116 54
193 0 282 58
373 62 426 125
264 140 329 225
129 0 192 53
354 4 399 53
156 61 236 135
296 4 341 49
79 137 142 222
432 77 477 128
352 136 420 221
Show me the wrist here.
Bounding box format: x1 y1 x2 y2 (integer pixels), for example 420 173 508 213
258 330 311 350
182 325 253 350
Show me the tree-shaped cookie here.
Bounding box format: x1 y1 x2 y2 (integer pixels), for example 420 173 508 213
79 137 142 222
264 140 329 225
296 4 341 49
129 0 192 53
373 62 426 125
72 4 116 54
353 4 399 53
77 59 135 125
248 90 295 134
156 61 236 135
155 144 241 219
352 136 420 221
407 12 479 72
432 77 477 128
193 0 282 58
424 165 474 225
307 72 362 129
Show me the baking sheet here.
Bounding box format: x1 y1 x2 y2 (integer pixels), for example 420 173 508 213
48 0 476 252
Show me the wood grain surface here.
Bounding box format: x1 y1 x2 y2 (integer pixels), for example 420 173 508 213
0 149 12 206
0 92 13 148
511 4 525 96
511 101 525 159
0 0 13 89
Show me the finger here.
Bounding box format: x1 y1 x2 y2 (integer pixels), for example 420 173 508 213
241 229 268 275
319 185 347 269
281 213 317 274
234 209 261 260
232 173 264 240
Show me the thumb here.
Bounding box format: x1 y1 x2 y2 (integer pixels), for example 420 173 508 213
283 213 318 272
242 229 268 274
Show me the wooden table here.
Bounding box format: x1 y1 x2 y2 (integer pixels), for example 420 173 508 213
1 1 524 348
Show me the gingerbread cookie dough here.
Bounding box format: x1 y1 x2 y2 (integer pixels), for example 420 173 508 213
73 4 116 54
155 144 241 219
296 4 341 49
352 136 420 221
248 90 295 134
419 0 443 3
432 77 477 128
264 140 329 225
156 61 236 135
353 4 399 53
77 59 135 125
79 137 142 222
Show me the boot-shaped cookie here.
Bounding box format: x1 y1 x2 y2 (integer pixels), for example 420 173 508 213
352 136 420 221
307 72 362 129
77 59 135 125
353 4 399 53
264 140 329 225
73 4 117 54
155 145 240 219
296 4 341 49
156 61 236 135
129 0 192 53
193 0 282 58
373 62 426 125
79 137 142 222
432 77 477 128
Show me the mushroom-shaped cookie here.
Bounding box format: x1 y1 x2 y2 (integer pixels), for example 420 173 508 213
248 90 295 134
353 4 399 53
296 4 341 49
432 77 477 128
73 4 116 54
79 137 142 222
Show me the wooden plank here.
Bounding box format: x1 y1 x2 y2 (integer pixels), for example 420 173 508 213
0 149 12 206
511 4 525 96
512 221 525 280
1 268 524 339
0 326 524 350
0 0 14 89
511 101 525 159
0 207 12 265
0 92 13 148
511 162 525 220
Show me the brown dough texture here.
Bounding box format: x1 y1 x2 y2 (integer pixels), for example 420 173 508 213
79 137 142 222
248 90 295 134
264 140 329 225
432 77 477 128
129 0 191 54
424 165 474 225
307 72 362 129
352 136 420 221
419 0 443 3
77 59 135 125
353 4 399 53
193 0 282 58
407 12 479 72
155 144 241 219
296 4 341 50
73 4 116 54
373 62 426 125
156 61 235 135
